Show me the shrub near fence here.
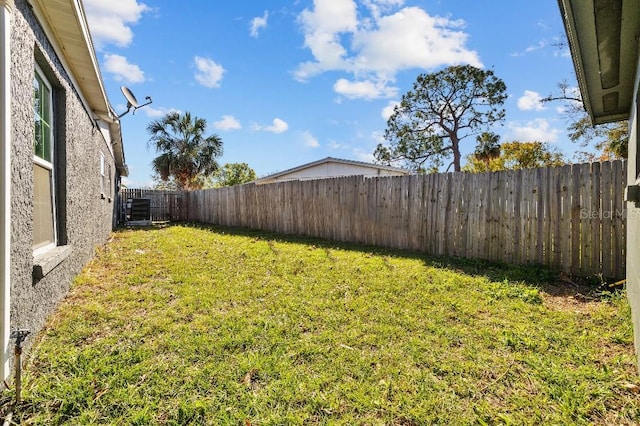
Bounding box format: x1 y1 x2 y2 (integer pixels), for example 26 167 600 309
134 160 626 279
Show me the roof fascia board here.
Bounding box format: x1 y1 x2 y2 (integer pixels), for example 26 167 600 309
558 0 596 122
70 0 112 117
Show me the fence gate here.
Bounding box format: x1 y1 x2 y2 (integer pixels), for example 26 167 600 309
118 189 187 223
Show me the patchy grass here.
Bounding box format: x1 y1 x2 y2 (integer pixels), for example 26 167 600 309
8 224 640 424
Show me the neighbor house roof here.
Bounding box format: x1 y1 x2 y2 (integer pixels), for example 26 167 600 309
31 0 128 175
558 0 640 125
255 157 410 185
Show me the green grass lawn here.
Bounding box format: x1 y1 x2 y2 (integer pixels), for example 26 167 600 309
8 224 640 425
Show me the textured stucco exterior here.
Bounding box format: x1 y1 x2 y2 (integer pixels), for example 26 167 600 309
8 0 120 360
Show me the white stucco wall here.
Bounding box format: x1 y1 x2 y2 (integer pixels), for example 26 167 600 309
262 162 407 184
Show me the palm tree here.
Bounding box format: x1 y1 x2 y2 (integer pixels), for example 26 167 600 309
147 111 223 190
473 132 501 166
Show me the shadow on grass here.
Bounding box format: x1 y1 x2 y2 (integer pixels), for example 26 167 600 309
116 222 614 302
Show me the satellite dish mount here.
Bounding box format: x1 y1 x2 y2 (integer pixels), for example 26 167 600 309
117 86 152 118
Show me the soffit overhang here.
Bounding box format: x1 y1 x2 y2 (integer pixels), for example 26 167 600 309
559 0 640 124
30 0 127 175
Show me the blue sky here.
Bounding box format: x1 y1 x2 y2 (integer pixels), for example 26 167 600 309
84 0 582 187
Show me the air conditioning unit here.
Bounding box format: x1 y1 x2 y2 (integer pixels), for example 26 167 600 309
125 198 151 225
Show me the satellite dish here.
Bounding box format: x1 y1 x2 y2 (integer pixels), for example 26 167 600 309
121 86 139 109
117 86 153 118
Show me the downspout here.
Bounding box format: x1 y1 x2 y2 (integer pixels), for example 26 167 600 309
97 113 127 226
0 0 13 382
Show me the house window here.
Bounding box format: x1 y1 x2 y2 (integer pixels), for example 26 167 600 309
33 64 56 254
100 151 105 197
636 89 640 181
108 164 112 199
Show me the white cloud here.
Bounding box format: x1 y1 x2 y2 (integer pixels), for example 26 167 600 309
142 106 179 118
554 48 572 59
381 100 400 121
121 176 154 189
334 78 397 100
103 54 145 83
327 140 343 150
525 40 547 53
517 90 546 111
214 115 242 131
253 118 289 134
352 148 376 163
371 130 385 144
362 0 405 21
351 7 481 74
250 11 269 37
294 1 481 100
512 39 552 57
300 131 320 148
507 119 560 143
298 0 358 71
84 0 149 49
194 56 225 88
536 20 550 31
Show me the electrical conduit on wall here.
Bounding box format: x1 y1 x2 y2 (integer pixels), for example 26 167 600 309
0 0 13 382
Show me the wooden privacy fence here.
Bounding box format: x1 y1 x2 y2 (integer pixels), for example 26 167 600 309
118 189 188 222
135 160 628 279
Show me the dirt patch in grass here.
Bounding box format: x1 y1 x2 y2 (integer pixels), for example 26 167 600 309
538 273 627 314
541 282 608 313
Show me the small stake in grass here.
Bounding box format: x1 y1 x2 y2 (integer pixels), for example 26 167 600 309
10 329 30 403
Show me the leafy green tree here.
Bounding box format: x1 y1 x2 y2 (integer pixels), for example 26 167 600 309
374 65 507 172
602 124 628 159
569 115 628 161
147 111 223 190
463 141 566 172
210 162 257 187
543 80 628 160
151 174 178 191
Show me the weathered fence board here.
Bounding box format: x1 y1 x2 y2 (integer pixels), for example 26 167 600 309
125 160 627 279
613 160 625 279
590 162 601 273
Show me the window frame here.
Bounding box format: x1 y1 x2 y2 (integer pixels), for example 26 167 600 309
108 163 112 200
100 150 106 197
636 88 640 182
32 63 57 256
